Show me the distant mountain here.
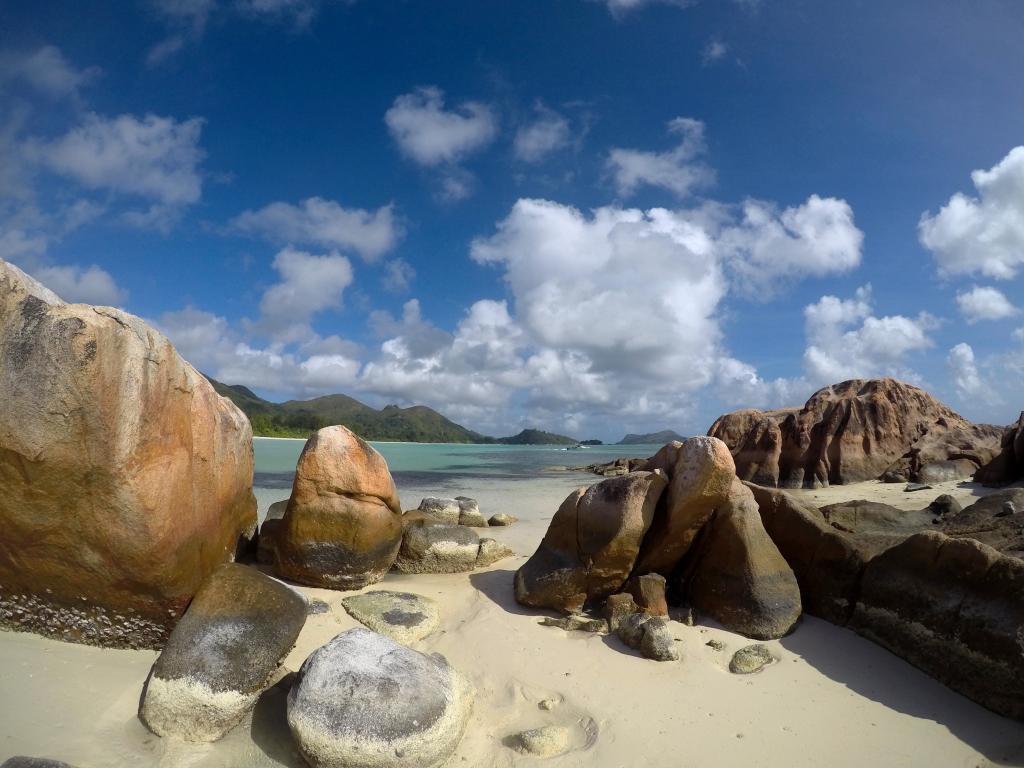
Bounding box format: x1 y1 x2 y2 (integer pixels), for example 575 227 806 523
206 377 488 443
496 429 578 445
617 430 686 445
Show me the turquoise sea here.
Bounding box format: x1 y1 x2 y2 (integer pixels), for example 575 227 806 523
253 437 664 517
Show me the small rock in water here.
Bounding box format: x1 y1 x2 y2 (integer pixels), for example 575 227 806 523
340 591 439 644
904 483 933 493
706 639 725 651
513 725 571 757
488 513 518 526
538 697 560 711
540 614 608 633
729 644 774 674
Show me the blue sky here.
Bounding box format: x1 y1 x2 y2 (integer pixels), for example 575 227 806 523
2 0 1023 440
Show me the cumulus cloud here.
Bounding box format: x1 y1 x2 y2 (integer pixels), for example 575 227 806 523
955 285 1019 324
802 286 936 384
381 258 415 293
919 146 1024 280
231 197 401 261
385 86 497 167
30 263 126 306
702 39 728 65
607 117 714 198
514 105 571 163
0 45 100 100
947 342 997 403
253 246 354 343
35 113 205 220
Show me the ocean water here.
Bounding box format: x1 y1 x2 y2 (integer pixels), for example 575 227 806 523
253 437 664 517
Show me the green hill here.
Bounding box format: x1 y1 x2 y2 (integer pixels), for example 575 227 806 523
496 428 578 445
617 430 686 445
206 376 488 442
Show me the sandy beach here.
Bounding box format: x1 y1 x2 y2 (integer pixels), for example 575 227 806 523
2 475 1022 768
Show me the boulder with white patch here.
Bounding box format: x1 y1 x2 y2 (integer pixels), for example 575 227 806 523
139 563 307 742
287 627 474 768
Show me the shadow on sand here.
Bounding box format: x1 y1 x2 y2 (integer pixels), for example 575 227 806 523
779 617 1024 765
468 568 551 617
249 673 307 768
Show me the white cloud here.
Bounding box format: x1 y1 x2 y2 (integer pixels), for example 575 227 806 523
37 113 205 209
0 45 100 100
514 105 571 163
702 39 728 65
595 0 692 17
150 0 215 33
254 246 354 343
385 86 497 167
802 286 936 384
31 264 126 306
231 197 401 261
721 195 863 293
955 285 1019 324
607 117 714 198
947 342 997 403
1014 327 1024 343
919 146 1024 280
381 258 415 293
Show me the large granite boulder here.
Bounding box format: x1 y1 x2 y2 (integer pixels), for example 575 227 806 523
940 488 1024 558
0 261 257 649
276 426 403 590
514 471 667 613
975 412 1024 485
686 481 801 639
632 437 735 576
139 563 307 741
710 378 1003 488
287 628 474 768
849 531 1024 719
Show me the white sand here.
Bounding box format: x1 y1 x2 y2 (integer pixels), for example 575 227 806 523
2 476 1023 767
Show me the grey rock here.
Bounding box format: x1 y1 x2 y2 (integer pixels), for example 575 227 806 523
603 593 638 633
139 564 307 742
307 598 331 615
417 498 461 524
476 538 514 568
1 759 78 768
917 459 978 484
615 611 651 649
706 639 725 651
455 496 488 527
926 494 962 518
341 591 439 644
539 614 608 633
1000 501 1017 517
639 617 679 662
287 628 474 768
905 483 933 492
512 725 571 757
396 523 480 574
729 644 774 674
488 513 518 526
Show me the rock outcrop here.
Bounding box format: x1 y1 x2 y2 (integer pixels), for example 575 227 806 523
940 489 1024 558
275 426 403 590
287 628 474 768
848 532 1024 720
139 564 307 741
975 412 1024 485
685 481 802 639
0 261 257 649
340 590 439 644
709 378 1003 488
514 471 667 612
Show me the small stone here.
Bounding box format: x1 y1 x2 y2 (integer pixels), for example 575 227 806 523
639 617 679 662
615 611 651 649
904 483 933 493
539 614 608 633
706 639 725 651
729 644 774 674
476 538 514 568
997 501 1017 517
513 725 571 757
603 593 639 633
340 591 440 644
306 598 330 615
488 513 518 526
538 697 559 711
626 573 669 616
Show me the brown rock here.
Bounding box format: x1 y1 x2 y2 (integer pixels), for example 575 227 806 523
710 378 1003 488
514 471 667 612
0 261 257 649
603 593 639 633
632 437 735 576
849 531 1024 720
940 489 1024 558
625 573 668 616
275 426 402 590
818 499 932 535
685 481 801 640
974 412 1024 485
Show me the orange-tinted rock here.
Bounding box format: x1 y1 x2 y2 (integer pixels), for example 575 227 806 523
514 471 667 612
632 437 735 576
0 261 257 649
710 378 1003 488
685 481 801 639
625 573 668 617
275 426 403 590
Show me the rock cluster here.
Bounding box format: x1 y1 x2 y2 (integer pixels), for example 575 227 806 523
0 261 257 649
275 426 404 590
515 437 802 643
708 378 1003 488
